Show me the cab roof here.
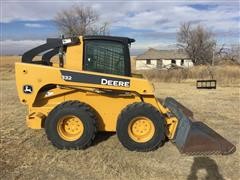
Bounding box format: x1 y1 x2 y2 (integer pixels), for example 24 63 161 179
84 35 135 44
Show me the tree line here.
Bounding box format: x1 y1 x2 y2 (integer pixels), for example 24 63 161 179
177 22 239 65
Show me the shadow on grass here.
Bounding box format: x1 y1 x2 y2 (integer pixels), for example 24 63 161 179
187 157 224 180
92 132 115 146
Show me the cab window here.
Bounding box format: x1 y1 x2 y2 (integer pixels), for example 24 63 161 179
84 40 126 76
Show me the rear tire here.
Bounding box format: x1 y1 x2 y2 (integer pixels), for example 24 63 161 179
117 102 165 152
44 101 97 149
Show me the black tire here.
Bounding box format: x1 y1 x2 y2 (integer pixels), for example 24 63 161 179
44 101 97 149
117 102 165 152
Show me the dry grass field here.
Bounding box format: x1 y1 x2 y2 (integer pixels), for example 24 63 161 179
139 65 240 86
0 56 239 179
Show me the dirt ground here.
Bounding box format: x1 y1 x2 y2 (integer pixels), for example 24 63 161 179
0 57 239 179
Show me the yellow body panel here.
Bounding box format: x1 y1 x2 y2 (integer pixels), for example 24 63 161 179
65 36 84 70
15 36 178 138
26 112 45 129
15 63 148 131
64 91 141 131
23 86 142 131
15 63 154 106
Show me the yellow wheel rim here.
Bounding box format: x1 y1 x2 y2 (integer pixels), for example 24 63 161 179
57 115 84 141
128 116 155 143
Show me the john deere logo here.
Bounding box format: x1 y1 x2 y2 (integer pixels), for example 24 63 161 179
101 78 130 87
23 85 33 94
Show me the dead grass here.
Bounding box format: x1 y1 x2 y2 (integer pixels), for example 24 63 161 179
0 56 20 80
0 56 240 179
0 56 59 80
138 65 240 86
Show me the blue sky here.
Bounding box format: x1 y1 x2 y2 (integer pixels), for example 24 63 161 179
1 0 239 55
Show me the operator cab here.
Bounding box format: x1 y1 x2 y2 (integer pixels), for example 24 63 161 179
83 36 134 76
21 36 135 77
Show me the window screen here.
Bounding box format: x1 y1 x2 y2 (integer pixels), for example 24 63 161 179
84 40 125 76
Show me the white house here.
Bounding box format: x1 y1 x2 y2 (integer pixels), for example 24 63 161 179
136 48 193 70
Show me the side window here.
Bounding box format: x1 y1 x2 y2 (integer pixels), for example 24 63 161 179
146 59 151 64
84 40 125 76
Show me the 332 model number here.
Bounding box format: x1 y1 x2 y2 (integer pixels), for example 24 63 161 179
62 75 72 81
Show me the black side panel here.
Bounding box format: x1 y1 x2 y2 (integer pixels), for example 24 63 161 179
60 70 130 87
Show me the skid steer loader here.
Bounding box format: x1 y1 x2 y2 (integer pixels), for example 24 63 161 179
15 36 236 155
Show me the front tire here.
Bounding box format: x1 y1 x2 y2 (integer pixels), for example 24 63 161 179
44 101 97 149
117 102 165 152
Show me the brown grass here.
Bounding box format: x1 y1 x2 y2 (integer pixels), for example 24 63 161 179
0 56 20 80
138 65 240 86
1 56 240 179
0 56 59 80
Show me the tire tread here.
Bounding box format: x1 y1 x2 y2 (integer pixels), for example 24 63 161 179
45 100 97 149
117 102 165 152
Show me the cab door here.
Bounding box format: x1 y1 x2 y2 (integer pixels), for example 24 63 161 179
83 39 131 76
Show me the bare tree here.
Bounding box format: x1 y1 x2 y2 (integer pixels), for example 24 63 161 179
55 6 110 36
225 44 240 63
177 22 216 65
214 44 240 64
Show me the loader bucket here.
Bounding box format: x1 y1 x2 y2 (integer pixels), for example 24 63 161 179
164 97 236 155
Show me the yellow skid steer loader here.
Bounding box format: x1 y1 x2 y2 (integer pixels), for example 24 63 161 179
15 36 235 155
